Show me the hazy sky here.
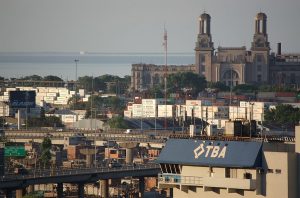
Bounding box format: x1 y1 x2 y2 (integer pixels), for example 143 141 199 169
0 0 300 53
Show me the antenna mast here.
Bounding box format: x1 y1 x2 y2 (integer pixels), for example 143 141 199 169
163 26 168 130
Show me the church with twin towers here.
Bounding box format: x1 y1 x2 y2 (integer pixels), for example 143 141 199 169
131 12 300 91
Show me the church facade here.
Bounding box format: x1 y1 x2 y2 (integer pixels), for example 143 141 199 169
131 12 300 91
195 12 270 86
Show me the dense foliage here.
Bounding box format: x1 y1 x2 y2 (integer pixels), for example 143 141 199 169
167 72 207 97
70 95 125 117
40 137 52 167
108 116 129 129
27 116 64 128
78 75 130 94
264 104 300 128
207 82 230 91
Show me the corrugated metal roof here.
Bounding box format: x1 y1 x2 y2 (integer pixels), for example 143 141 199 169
157 139 262 168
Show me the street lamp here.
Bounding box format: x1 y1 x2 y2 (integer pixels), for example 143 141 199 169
73 59 79 129
229 66 233 106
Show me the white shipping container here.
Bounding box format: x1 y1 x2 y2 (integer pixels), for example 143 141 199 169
56 96 68 100
251 108 264 114
6 88 16 92
3 92 8 96
158 111 173 117
79 89 85 97
83 98 89 102
70 91 76 95
142 99 164 105
62 115 76 123
48 88 59 93
158 105 173 111
44 100 54 104
47 92 58 97
240 101 249 108
127 106 133 111
37 92 47 97
253 102 264 108
186 100 201 106
59 90 69 94
54 101 66 105
3 96 9 101
124 110 132 118
44 96 56 100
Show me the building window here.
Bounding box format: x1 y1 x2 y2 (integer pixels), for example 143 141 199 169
256 54 263 63
275 169 281 174
257 74 262 82
201 64 205 72
257 65 262 72
244 172 252 179
267 169 273 173
291 73 296 84
209 167 214 177
225 168 237 178
225 168 230 178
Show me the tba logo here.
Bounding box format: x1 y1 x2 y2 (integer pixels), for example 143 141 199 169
194 143 227 159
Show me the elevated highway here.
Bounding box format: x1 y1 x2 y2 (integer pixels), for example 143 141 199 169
0 163 160 198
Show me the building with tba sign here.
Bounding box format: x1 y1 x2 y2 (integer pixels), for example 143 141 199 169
156 126 300 198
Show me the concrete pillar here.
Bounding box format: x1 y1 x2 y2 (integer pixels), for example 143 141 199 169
86 154 94 167
17 109 21 130
100 179 109 198
16 189 24 198
139 177 145 198
57 183 63 198
5 189 13 198
126 148 133 164
170 187 173 198
296 126 300 198
27 185 34 194
78 183 84 198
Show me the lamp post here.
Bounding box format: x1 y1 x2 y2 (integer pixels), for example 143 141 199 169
155 93 157 135
229 66 233 106
73 59 79 129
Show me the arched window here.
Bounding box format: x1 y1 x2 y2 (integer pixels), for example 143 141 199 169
222 69 240 86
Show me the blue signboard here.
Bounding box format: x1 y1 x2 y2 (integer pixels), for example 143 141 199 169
157 139 262 168
9 91 36 108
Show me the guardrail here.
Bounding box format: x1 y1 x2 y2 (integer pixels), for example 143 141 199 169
1 163 160 182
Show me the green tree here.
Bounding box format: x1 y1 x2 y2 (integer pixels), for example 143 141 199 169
108 116 129 129
27 116 63 128
264 104 300 128
233 84 258 93
167 72 207 97
207 82 230 91
43 75 63 81
20 75 43 81
40 137 52 167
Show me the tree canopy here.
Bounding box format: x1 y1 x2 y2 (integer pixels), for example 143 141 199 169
108 116 129 129
167 72 207 97
78 75 130 94
264 104 300 129
40 137 52 167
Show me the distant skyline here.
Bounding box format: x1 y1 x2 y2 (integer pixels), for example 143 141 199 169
0 0 300 54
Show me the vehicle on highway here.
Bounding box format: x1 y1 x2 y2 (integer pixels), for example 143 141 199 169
124 129 132 134
108 161 122 168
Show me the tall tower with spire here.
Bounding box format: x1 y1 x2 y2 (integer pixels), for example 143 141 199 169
195 13 214 81
251 12 270 83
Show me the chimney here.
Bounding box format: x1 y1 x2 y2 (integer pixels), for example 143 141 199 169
277 43 281 56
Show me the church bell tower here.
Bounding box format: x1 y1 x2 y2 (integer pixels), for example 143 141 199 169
195 13 214 81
